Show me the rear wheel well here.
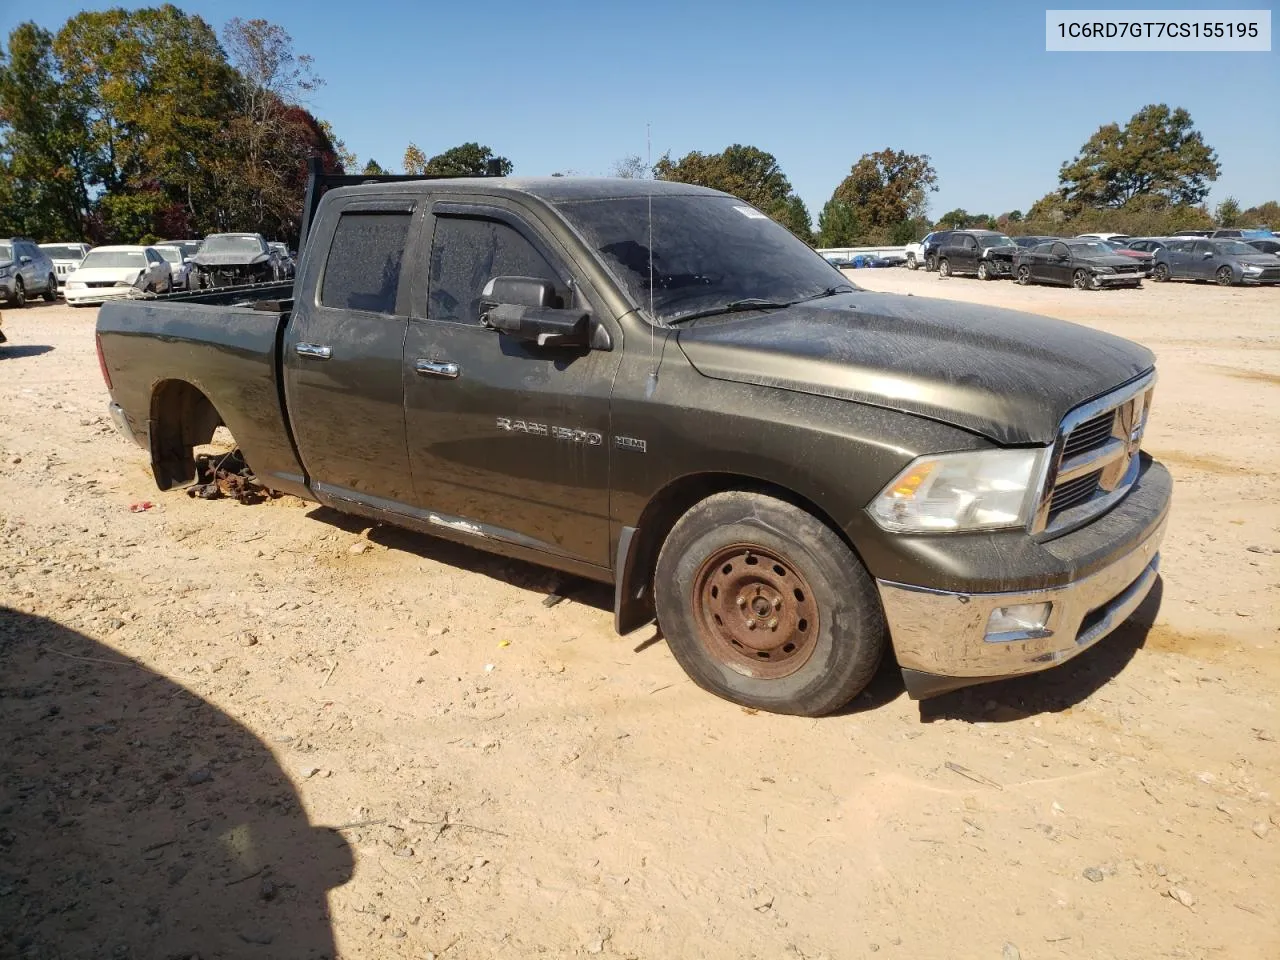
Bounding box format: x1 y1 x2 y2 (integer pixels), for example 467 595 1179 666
617 472 855 634
149 380 224 490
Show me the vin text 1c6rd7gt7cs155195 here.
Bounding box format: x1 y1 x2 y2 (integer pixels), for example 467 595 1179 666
95 168 1171 716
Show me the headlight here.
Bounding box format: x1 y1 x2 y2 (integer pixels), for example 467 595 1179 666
1093 265 1114 274
66 281 85 289
0 267 10 279
1243 264 1262 273
869 448 1049 533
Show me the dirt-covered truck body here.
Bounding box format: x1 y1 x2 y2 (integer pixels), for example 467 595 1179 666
96 175 1171 715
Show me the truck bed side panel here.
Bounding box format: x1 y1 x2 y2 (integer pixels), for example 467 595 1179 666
97 299 310 498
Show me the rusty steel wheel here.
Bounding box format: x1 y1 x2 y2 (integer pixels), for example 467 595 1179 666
692 544 819 679
654 491 888 716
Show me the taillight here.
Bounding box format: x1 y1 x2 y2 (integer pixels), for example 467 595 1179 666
96 332 112 390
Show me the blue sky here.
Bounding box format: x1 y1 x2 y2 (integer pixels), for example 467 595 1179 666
5 0 1277 220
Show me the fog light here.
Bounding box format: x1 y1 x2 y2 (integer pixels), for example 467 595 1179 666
985 602 1052 641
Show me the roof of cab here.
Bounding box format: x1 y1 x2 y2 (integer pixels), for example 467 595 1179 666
325 176 733 204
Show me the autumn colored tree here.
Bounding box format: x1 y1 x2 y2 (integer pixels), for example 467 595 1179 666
653 144 813 243
830 148 938 234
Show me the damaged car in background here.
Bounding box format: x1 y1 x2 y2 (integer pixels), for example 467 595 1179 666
189 233 285 289
1015 239 1145 290
935 230 1019 280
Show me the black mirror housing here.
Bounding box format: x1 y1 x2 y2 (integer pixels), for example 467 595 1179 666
484 303 591 348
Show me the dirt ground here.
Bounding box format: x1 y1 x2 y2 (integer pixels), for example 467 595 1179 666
1 270 1277 960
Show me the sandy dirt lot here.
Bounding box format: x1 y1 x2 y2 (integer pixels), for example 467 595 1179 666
2 271 1278 960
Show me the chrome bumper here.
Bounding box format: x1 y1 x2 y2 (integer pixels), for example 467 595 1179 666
108 401 142 447
878 513 1167 694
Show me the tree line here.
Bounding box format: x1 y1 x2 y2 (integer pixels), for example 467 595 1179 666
2 10 1275 250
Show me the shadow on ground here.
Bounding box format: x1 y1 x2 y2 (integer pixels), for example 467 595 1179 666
0 607 353 959
0 344 54 360
919 578 1164 723
306 507 614 613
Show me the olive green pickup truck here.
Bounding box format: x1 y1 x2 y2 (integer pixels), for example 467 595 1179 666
97 174 1171 715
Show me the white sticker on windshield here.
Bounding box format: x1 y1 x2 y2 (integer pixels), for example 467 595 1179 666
733 205 769 220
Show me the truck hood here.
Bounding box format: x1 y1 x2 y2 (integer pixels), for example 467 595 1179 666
675 291 1154 446
192 252 268 267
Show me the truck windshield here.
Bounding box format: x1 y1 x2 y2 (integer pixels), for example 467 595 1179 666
81 250 146 268
555 195 850 324
202 236 263 254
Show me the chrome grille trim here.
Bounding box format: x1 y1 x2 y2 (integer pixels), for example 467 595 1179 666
1031 370 1156 538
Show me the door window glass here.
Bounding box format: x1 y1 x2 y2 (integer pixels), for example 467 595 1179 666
428 215 560 325
320 211 413 314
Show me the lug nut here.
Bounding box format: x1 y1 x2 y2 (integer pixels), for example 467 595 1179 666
772 597 782 610
736 596 747 607
767 618 779 630
746 621 757 630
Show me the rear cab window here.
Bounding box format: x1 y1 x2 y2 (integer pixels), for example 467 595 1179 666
320 210 414 314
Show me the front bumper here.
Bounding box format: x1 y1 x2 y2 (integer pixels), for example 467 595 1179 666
1095 272 1143 285
877 459 1171 699
0 277 16 301
65 286 138 305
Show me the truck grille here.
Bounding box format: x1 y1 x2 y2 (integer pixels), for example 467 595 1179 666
1033 373 1155 536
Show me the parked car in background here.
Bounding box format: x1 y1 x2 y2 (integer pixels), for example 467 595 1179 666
920 230 955 271
1246 238 1280 256
1152 238 1280 286
154 244 194 291
1076 233 1133 244
1014 239 1145 290
0 238 58 307
1124 237 1172 254
904 233 933 270
935 230 1018 280
190 233 284 288
1172 229 1212 238
163 239 203 261
269 242 297 279
1097 240 1154 276
39 242 92 292
1013 235 1058 249
1211 228 1276 240
64 245 173 306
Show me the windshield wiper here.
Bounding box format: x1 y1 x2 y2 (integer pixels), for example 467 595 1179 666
666 298 791 325
789 285 854 305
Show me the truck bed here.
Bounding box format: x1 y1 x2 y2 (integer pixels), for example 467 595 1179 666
97 290 311 500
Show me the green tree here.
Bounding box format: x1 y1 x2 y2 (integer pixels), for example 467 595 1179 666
1058 104 1220 208
423 142 513 176
1214 196 1241 227
1241 200 1280 228
653 144 812 241
0 22 96 239
362 158 388 175
816 199 861 247
403 142 427 175
830 149 938 239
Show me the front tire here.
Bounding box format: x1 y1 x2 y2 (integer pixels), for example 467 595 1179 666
1216 265 1235 286
906 254 918 270
1073 268 1095 291
11 277 25 308
654 492 887 716
43 275 58 301
925 254 937 272
938 258 951 278
977 261 990 281
1016 264 1032 285
1152 262 1170 282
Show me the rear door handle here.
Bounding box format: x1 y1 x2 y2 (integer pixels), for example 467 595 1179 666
415 359 459 379
295 342 332 360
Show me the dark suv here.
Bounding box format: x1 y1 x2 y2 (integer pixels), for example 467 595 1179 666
935 230 1019 280
0 237 59 307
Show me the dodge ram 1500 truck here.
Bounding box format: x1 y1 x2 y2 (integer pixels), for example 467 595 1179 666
97 175 1171 716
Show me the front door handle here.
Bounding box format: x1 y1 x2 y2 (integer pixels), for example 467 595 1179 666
415 359 460 379
296 342 332 360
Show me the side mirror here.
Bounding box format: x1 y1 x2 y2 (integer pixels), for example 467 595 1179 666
481 276 561 310
19 255 31 264
483 303 591 348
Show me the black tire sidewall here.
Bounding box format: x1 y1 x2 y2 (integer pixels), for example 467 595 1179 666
939 258 950 277
655 493 886 716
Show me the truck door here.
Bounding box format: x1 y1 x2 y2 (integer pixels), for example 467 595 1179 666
281 199 419 506
402 201 622 567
